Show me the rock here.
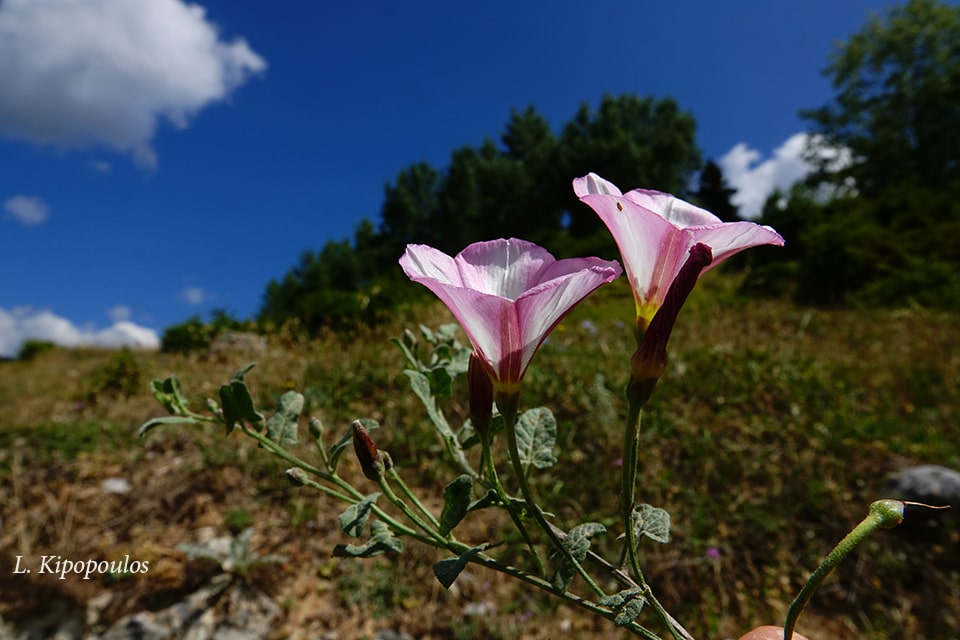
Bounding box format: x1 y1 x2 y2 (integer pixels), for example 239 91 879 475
90 578 279 640
208 332 267 356
885 464 960 506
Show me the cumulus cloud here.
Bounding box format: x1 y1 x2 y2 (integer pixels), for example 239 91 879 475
719 133 814 218
0 307 159 358
719 133 855 218
4 195 50 225
0 0 266 168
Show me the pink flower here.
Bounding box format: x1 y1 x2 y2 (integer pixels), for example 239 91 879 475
574 173 784 332
400 238 621 394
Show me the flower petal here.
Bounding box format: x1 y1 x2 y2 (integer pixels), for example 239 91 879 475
401 239 620 392
688 222 785 273
453 238 557 298
621 188 722 227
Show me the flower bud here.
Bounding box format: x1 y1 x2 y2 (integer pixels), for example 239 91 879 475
285 467 309 486
308 416 324 440
629 243 712 407
467 352 494 437
352 420 387 481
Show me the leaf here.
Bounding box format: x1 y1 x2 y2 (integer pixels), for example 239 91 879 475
332 520 402 558
424 367 452 398
219 379 265 435
438 475 473 536
231 362 257 381
598 588 646 627
459 414 505 449
632 503 671 545
390 336 419 371
403 370 455 440
265 391 303 446
613 594 646 626
553 522 606 591
467 489 500 512
515 407 558 471
328 419 379 472
432 542 499 589
150 377 190 415
338 493 380 537
137 415 201 438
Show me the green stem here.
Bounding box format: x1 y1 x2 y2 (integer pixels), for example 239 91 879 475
620 391 686 640
783 499 905 640
499 394 606 598
377 475 449 547
240 426 364 500
479 428 547 576
388 468 442 531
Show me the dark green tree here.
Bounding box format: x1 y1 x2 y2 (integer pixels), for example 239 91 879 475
802 0 960 195
558 94 701 236
693 160 740 221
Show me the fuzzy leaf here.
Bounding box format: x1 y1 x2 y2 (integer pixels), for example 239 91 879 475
338 493 380 537
332 520 402 558
515 407 558 471
633 503 671 544
433 542 498 589
150 377 190 415
439 475 472 536
266 390 303 446
231 362 257 381
553 522 606 591
424 367 452 398
404 370 456 440
614 595 646 626
598 588 646 626
219 379 264 435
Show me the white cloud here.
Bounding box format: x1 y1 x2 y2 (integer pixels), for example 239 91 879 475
4 195 50 225
720 133 855 218
0 307 159 358
108 305 132 322
181 287 206 305
719 133 816 218
0 0 266 168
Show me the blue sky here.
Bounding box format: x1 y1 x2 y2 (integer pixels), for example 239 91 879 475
0 0 920 356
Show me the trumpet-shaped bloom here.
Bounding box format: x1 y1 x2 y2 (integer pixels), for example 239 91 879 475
400 238 621 394
574 173 784 331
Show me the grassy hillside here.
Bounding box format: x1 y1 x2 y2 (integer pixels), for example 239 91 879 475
1 276 957 639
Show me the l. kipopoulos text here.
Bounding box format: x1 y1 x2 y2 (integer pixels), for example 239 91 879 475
12 555 149 580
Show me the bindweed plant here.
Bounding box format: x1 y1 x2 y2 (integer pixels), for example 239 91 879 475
139 174 944 640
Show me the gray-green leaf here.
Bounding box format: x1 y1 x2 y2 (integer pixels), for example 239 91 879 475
150 377 190 415
265 390 303 446
332 520 402 558
433 542 499 589
632 503 671 544
515 407 558 471
553 522 606 591
338 493 380 537
219 379 265 435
